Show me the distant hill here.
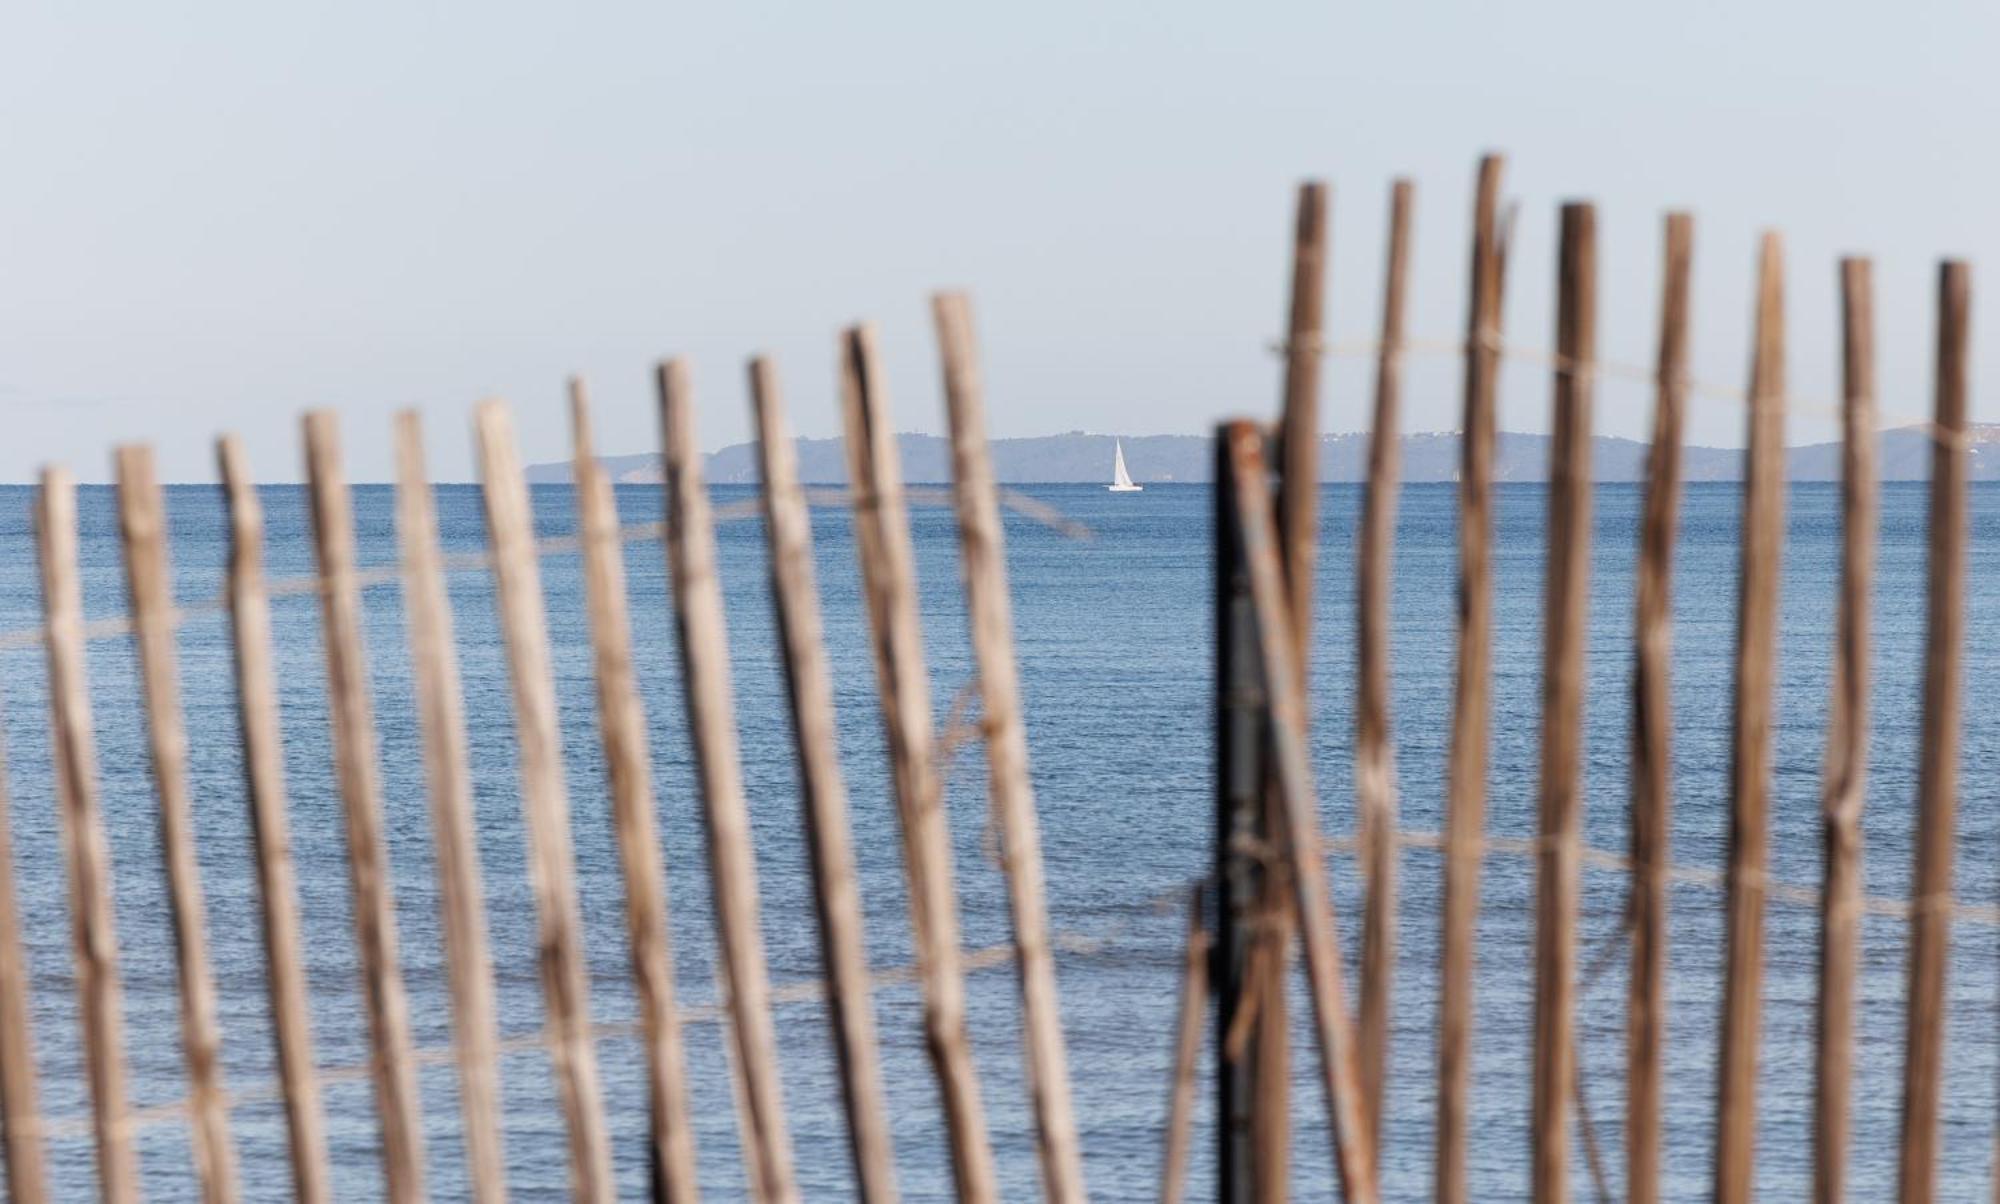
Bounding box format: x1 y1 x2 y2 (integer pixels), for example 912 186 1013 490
526 425 2000 485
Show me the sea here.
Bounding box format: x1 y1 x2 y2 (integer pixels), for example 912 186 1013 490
0 479 1995 1201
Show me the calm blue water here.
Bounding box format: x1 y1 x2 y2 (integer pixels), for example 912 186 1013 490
0 480 1996 1201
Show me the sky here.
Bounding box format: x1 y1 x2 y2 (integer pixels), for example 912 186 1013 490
0 1 1994 482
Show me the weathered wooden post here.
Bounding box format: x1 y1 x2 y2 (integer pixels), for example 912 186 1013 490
37 469 139 1204
391 414 510 1203
1629 211 1693 1204
1162 883 1210 1204
1896 259 1970 1204
1812 256 1876 1204
1530 200 1596 1204
1715 232 1787 1204
217 437 332 1204
1437 153 1505 1204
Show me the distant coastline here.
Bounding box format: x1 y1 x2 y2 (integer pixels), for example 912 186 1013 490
525 426 1998 485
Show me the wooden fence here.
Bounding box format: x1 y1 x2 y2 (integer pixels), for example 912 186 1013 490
0 150 1984 1203
1188 155 1975 1204
0 294 1095 1204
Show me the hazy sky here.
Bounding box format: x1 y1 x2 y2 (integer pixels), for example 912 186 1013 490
1 1 1993 481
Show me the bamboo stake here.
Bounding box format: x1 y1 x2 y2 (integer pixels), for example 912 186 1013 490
1814 259 1876 1204
391 414 510 1203
116 445 240 1204
1161 885 1210 1204
301 412 428 1202
0 714 43 1204
1355 178 1413 1146
1714 232 1788 1204
748 357 899 1204
473 401 617 1204
1531 202 1597 1204
1896 259 1970 1204
568 380 702 1204
839 324 999 1203
218 436 332 1203
36 467 140 1204
1222 421 1379 1203
1437 152 1504 1204
933 291 1088 1204
1277 180 1330 653
1254 178 1328 1201
655 363 799 1204
1629 212 1693 1204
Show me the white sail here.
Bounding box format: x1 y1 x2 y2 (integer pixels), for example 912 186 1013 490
1108 439 1142 492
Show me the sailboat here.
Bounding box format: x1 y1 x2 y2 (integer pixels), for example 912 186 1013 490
1107 439 1143 492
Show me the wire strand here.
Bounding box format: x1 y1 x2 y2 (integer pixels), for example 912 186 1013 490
33 885 1180 1144
26 825 1980 1143
0 486 1089 655
1273 332 1958 448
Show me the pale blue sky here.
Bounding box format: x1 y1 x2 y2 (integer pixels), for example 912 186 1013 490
0 1 1992 481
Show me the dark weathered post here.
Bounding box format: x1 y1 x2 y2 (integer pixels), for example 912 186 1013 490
1224 421 1379 1202
1215 422 1263 1204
